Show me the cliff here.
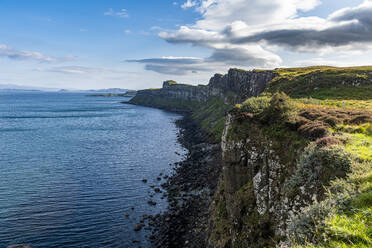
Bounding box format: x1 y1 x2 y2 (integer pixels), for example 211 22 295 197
129 66 372 247
130 69 277 107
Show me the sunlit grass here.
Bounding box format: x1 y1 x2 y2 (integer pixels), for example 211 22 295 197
325 207 372 247
294 98 372 111
333 123 372 161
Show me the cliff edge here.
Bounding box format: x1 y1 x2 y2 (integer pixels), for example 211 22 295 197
128 66 372 248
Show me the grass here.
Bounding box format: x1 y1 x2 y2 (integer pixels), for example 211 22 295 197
193 97 233 142
294 98 372 111
165 80 177 85
287 121 372 248
265 66 372 100
333 123 372 160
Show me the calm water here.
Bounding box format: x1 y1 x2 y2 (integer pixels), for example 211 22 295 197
0 92 186 248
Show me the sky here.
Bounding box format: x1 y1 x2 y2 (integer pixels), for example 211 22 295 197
0 0 371 90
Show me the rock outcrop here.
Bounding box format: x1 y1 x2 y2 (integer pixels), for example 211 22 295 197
129 69 277 108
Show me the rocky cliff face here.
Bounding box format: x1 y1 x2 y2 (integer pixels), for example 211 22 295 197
130 69 277 108
208 112 308 247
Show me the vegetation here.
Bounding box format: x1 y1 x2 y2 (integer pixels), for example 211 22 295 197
193 97 233 141
234 90 372 248
165 80 178 85
265 66 372 100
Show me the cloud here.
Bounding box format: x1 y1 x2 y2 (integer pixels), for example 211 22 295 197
206 45 282 67
182 0 321 30
124 29 132 34
159 26 223 46
104 8 129 18
0 44 64 63
130 1 372 76
147 0 322 73
152 0 372 72
228 1 372 53
45 66 114 74
127 57 208 75
128 46 281 75
181 0 197 9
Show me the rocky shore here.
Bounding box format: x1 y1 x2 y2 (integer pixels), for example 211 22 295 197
145 114 222 248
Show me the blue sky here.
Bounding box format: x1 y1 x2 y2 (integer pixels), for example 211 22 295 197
0 0 371 89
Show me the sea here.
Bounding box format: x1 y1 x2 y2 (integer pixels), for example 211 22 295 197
0 92 186 248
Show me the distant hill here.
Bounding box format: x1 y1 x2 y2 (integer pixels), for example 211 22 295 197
87 90 137 97
0 84 60 92
0 84 131 93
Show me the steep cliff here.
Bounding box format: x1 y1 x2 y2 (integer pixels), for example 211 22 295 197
209 93 371 247
129 66 372 248
129 69 277 141
130 69 277 107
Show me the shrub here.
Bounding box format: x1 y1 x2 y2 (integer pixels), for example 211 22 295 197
285 144 352 198
262 92 298 124
240 96 270 114
316 136 342 147
349 114 372 124
298 121 331 140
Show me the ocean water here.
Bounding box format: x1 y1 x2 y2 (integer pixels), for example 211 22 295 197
0 92 186 248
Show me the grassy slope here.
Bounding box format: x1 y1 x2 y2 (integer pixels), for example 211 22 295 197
265 66 372 110
241 66 372 248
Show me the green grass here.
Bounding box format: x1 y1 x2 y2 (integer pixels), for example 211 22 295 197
294 98 372 111
288 123 372 248
193 97 233 141
333 123 372 160
325 208 372 247
265 66 372 100
165 80 177 85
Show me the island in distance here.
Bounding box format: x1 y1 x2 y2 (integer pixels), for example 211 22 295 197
86 89 137 97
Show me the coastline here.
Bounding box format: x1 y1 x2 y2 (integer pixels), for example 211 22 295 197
126 103 222 247
149 114 221 247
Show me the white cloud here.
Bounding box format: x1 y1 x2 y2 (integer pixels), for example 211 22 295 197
129 1 372 76
181 0 197 9
45 66 126 75
184 0 321 30
124 29 132 34
0 44 72 63
104 8 129 18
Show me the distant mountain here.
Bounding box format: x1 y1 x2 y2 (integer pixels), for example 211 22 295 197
0 84 60 92
59 88 129 93
0 84 130 93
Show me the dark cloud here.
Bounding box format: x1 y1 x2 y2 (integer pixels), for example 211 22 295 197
127 48 281 75
127 57 211 75
127 57 203 65
206 47 278 67
230 3 372 50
